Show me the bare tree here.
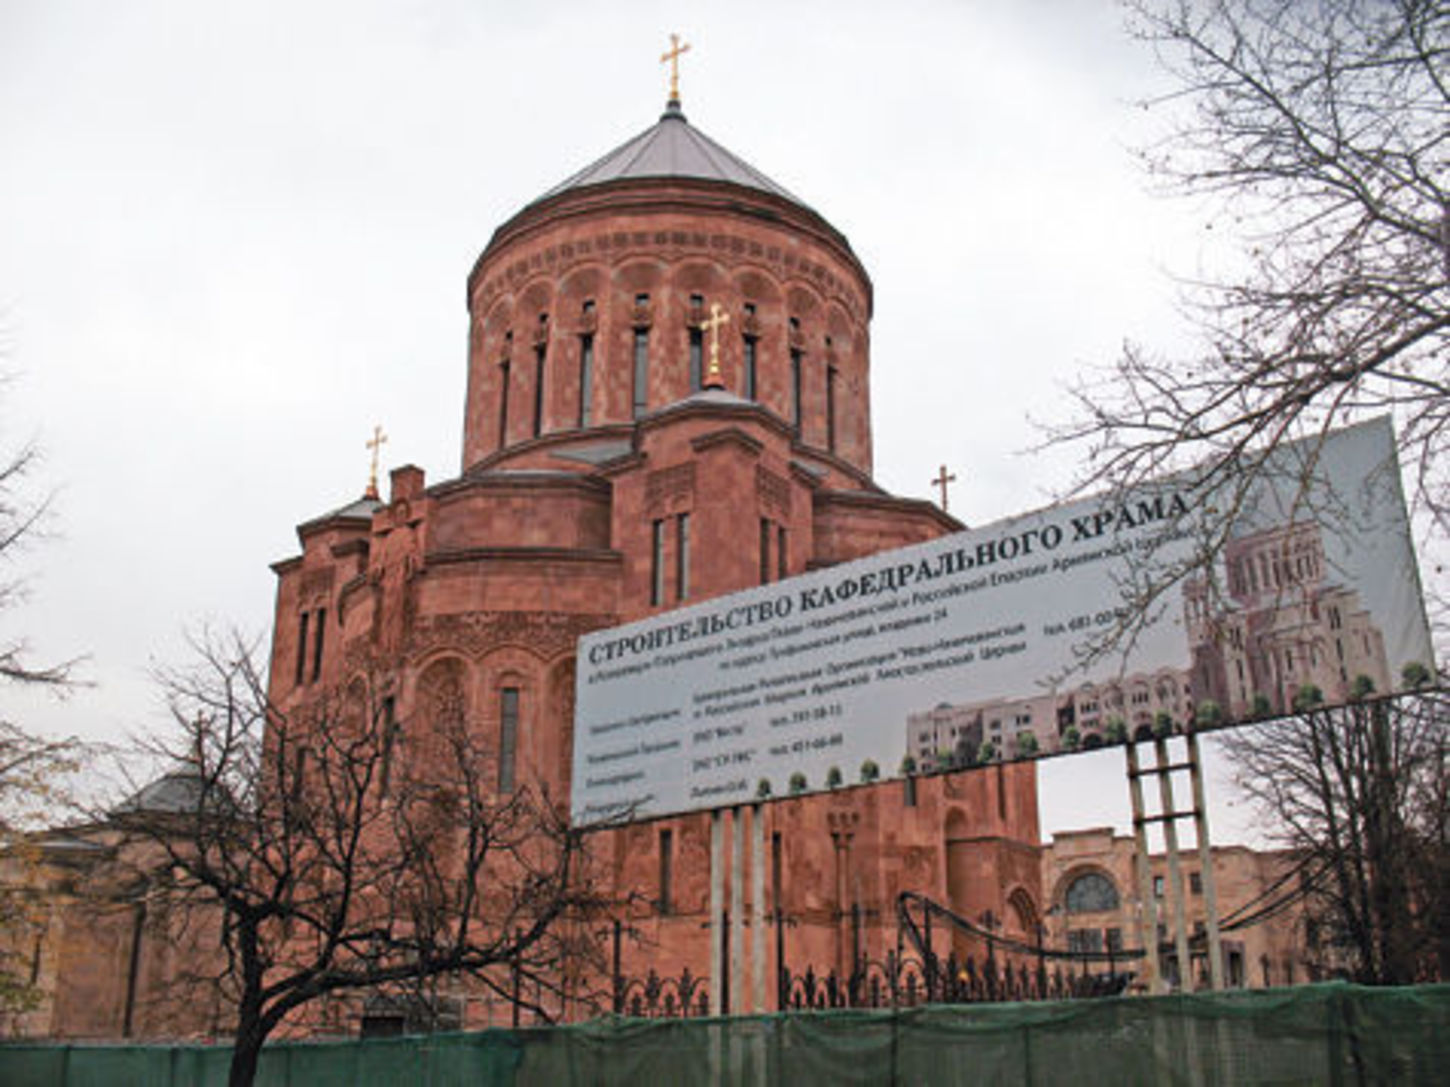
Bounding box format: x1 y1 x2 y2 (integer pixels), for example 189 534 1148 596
1046 0 1447 627
1223 684 1448 983
126 632 598 1087
0 374 83 1016
1037 0 1447 987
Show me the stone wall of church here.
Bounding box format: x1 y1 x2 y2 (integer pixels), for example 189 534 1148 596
600 762 1040 1010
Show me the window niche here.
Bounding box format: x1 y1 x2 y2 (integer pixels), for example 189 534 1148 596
741 303 758 400
532 314 549 437
687 293 704 394
577 301 595 428
1064 871 1121 914
632 294 651 419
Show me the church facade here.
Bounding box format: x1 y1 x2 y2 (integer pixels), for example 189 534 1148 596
263 92 1043 1027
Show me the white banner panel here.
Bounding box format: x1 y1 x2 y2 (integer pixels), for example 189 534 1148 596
571 419 1433 825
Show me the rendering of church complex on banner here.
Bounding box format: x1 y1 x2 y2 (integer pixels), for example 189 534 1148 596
572 418 1434 825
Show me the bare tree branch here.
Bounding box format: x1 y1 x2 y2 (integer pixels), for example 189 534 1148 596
120 631 604 1087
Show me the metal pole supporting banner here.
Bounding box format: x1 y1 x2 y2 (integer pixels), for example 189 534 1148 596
710 808 724 1015
752 803 767 1013
1125 742 1163 993
731 805 745 1017
1187 732 1226 990
1153 736 1194 991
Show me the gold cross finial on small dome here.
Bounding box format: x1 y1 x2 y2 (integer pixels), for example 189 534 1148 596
700 302 730 389
661 33 691 104
931 464 957 512
365 424 388 500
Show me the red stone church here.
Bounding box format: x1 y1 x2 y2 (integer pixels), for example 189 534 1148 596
263 88 1043 1026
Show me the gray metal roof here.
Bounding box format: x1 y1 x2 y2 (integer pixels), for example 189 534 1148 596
534 101 807 208
116 772 207 815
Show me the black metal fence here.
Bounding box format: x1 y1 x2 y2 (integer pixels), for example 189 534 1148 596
609 948 1130 1018
612 965 711 1018
779 949 1131 1010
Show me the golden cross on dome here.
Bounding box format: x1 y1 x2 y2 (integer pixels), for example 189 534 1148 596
365 424 388 500
701 302 730 388
661 33 691 103
931 464 957 512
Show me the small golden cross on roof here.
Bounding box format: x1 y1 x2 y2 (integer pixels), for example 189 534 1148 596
931 464 957 512
365 424 388 500
661 33 691 103
700 302 730 389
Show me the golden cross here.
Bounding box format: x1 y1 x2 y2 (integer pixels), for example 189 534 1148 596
931 464 957 512
661 33 691 103
701 302 730 388
365 424 388 500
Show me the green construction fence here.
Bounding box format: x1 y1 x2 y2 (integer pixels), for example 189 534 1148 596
1 981 1445 1086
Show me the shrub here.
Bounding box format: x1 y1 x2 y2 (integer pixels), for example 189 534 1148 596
1402 661 1432 689
1292 684 1324 712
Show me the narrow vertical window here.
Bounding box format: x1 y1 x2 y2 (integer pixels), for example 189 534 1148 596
826 363 838 453
789 318 803 433
294 611 310 686
632 330 649 418
742 304 758 400
651 519 666 606
759 519 772 585
498 687 519 794
498 360 511 448
577 334 594 428
771 831 783 914
676 513 690 601
379 695 397 796
532 315 548 438
688 329 703 393
688 293 704 393
633 295 651 419
578 301 595 428
312 608 326 682
777 525 788 581
658 828 674 915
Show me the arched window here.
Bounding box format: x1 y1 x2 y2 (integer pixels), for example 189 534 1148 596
1007 888 1039 935
1064 871 1120 914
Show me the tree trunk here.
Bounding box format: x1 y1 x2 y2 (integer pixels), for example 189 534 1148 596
228 1019 265 1087
229 973 269 1087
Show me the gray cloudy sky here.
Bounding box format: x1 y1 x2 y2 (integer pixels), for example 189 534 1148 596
2 1 1264 841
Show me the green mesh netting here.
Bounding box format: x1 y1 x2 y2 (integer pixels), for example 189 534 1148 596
1 982 1444 1087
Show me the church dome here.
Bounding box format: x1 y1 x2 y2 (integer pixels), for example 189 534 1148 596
532 101 806 210
461 97 876 480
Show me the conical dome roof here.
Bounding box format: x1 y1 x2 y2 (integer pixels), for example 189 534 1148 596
531 100 809 210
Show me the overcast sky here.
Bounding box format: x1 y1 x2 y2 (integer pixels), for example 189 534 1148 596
2 0 1277 843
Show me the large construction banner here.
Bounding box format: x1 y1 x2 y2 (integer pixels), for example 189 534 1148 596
571 418 1433 826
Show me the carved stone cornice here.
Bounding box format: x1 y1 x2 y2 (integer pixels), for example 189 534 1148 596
405 610 618 661
474 225 869 328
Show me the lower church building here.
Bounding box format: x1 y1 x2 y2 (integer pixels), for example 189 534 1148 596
261 90 1043 1028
